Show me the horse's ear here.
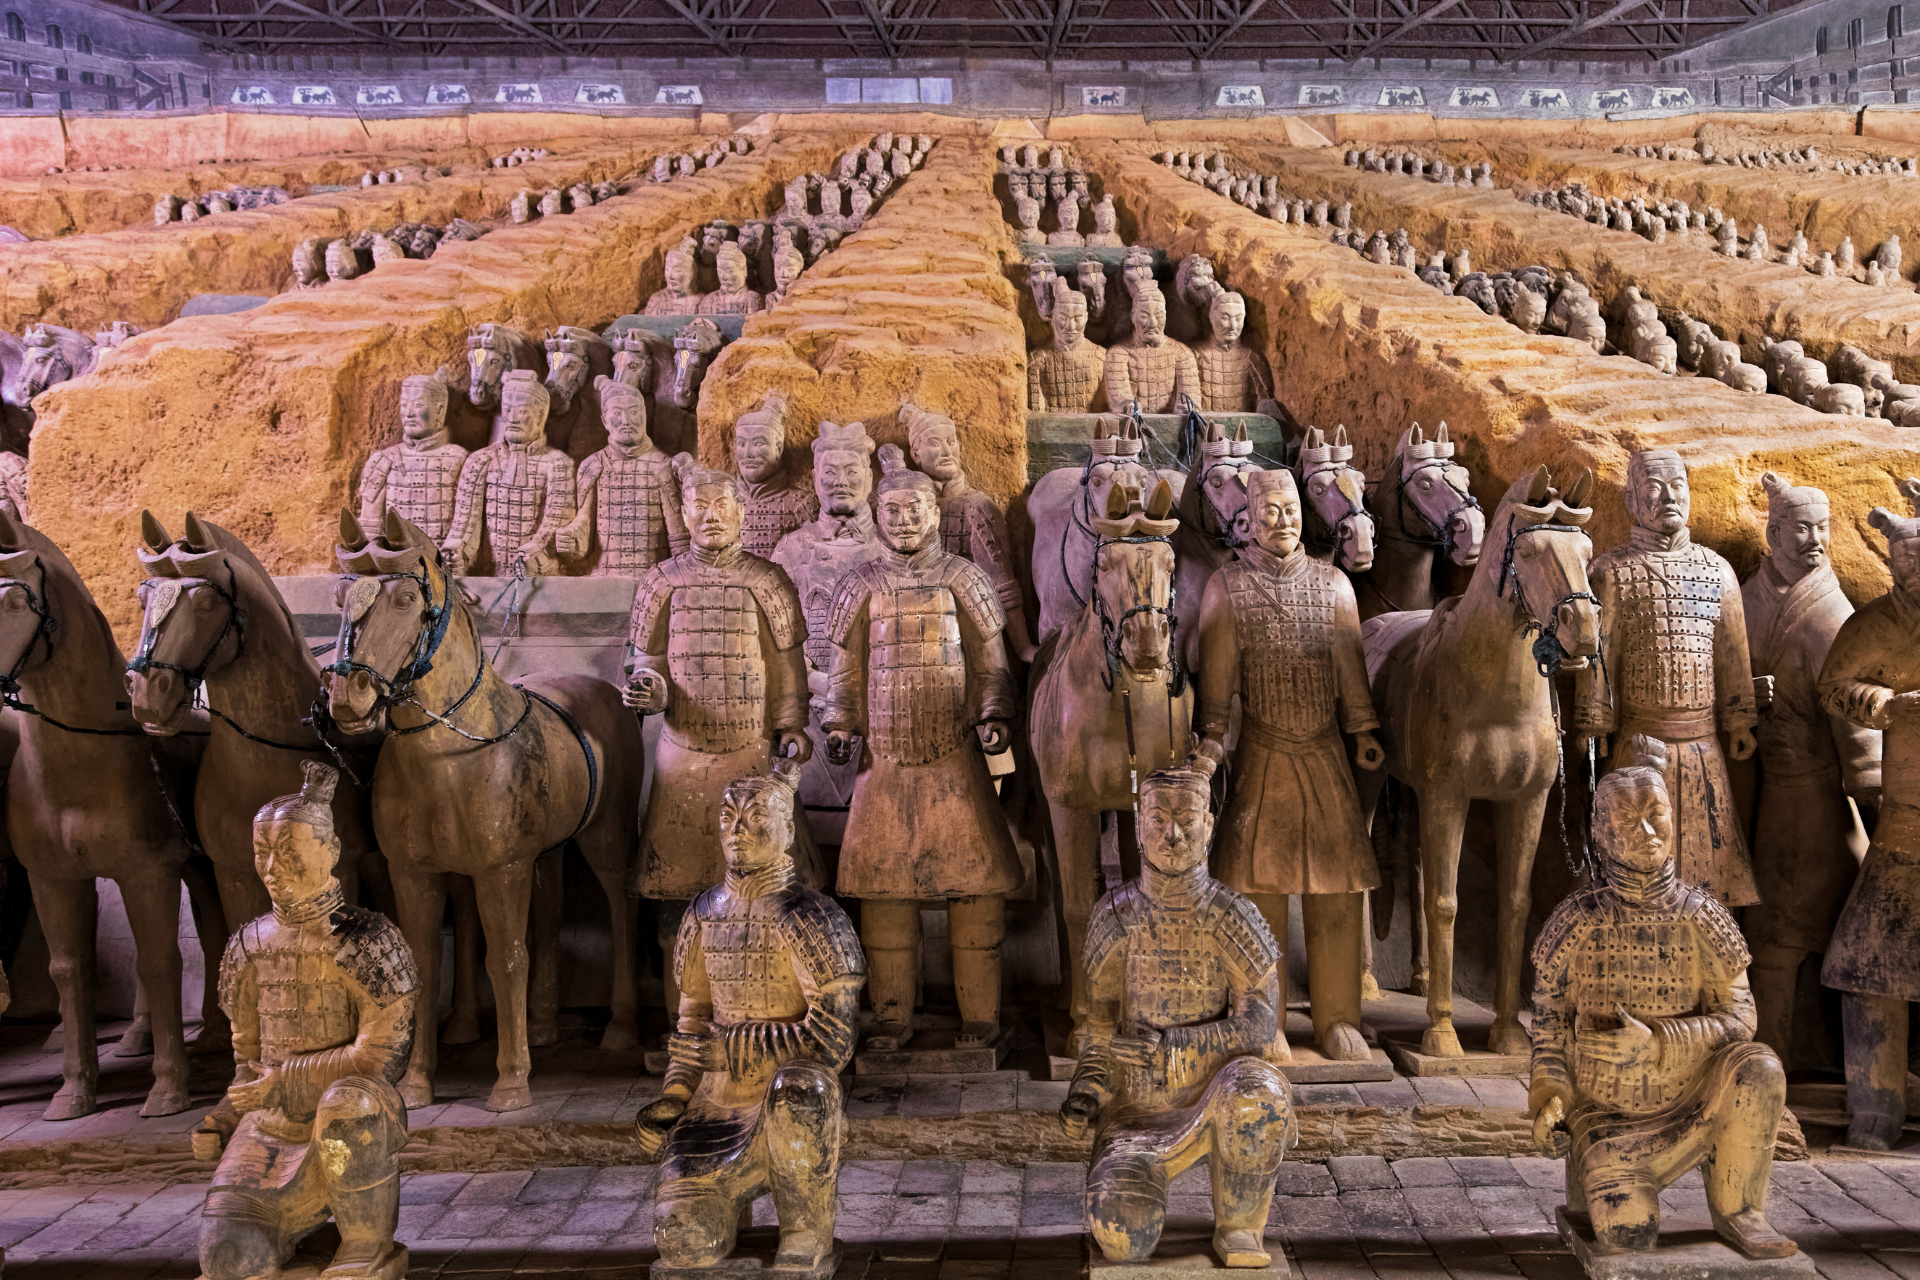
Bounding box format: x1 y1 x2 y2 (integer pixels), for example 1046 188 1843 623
1524 465 1552 506
1123 418 1139 441
1146 478 1176 521
140 510 172 552
1306 426 1324 448
1407 422 1425 448
1435 421 1450 445
1105 483 1131 521
1333 424 1350 448
383 506 412 550
1564 467 1594 509
1235 422 1249 442
182 511 215 552
1207 419 1225 443
0 510 20 552
1093 416 1112 441
339 507 369 552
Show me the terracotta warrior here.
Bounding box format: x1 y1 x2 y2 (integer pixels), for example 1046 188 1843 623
697 243 765 316
634 763 864 1278
1061 758 1294 1269
822 453 1021 1052
1198 467 1383 1062
1741 472 1880 1060
1190 290 1281 418
1013 194 1045 246
444 370 578 576
560 377 687 577
1086 193 1123 248
900 404 1037 662
357 376 469 547
1027 278 1109 414
646 237 707 316
731 390 819 560
1106 286 1200 416
0 451 26 524
1529 762 1796 1261
1575 449 1760 907
192 763 418 1280
771 419 884 696
1817 491 1920 1152
1050 195 1085 247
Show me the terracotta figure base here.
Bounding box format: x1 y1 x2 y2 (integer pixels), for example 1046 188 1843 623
1086 1218 1291 1280
1384 1031 1532 1078
196 1231 408 1280
652 1230 842 1280
854 1013 1013 1075
1557 1208 1812 1280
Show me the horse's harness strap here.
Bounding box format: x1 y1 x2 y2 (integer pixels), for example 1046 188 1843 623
324 558 454 713
1392 458 1480 556
1496 520 1598 679
1091 532 1185 697
0 561 58 695
521 686 600 852
128 564 247 691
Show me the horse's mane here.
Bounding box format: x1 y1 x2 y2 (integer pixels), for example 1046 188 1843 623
192 518 305 648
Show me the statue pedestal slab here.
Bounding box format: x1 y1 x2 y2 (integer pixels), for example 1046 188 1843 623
1087 1218 1291 1280
197 1232 408 1280
855 1017 1012 1075
1383 1031 1529 1079
652 1232 842 1280
1278 1044 1394 1083
1556 1207 1815 1280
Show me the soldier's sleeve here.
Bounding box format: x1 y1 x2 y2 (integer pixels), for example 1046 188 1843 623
821 572 871 735
1651 895 1757 1077
723 891 864 1077
444 451 490 569
1832 704 1884 800
1331 573 1381 735
1527 901 1580 1096
952 562 1016 725
1573 558 1619 735
270 913 419 1118
1173 343 1201 411
532 452 579 553
627 565 674 667
1028 357 1048 413
1713 559 1760 734
661 463 691 558
1068 893 1129 1113
662 898 713 1102
758 607 808 736
202 931 257 1135
967 499 1027 617
558 455 600 557
1820 608 1898 730
1104 346 1136 416
357 449 393 529
1196 569 1240 739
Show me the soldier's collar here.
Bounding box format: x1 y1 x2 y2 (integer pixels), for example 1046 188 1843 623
272 878 345 929
1139 858 1210 908
1603 857 1680 908
403 432 451 453
1628 525 1691 553
884 542 943 569
691 542 745 568
818 506 874 538
934 473 970 502
1240 541 1307 576
725 858 795 900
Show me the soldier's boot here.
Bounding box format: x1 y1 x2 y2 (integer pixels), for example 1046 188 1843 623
1582 1168 1660 1254
767 1061 844 1269
656 1186 742 1268
1707 1044 1798 1258
1841 994 1910 1152
949 896 1006 1048
1304 892 1370 1061
1248 894 1294 1064
200 1189 284 1280
861 899 919 1052
1087 1151 1168 1263
1207 1058 1291 1267
322 1174 406 1280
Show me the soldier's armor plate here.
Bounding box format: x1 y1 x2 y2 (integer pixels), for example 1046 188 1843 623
697 290 764 316
698 912 810 1022
742 484 817 561
645 290 701 316
868 583 970 764
1220 559 1339 737
221 905 419 1067
637 553 801 754
1031 343 1107 413
1194 345 1264 413
938 488 1007 567
589 454 677 575
1605 546 1725 714
477 448 568 567
1108 341 1197 415
379 445 466 542
775 521 882 675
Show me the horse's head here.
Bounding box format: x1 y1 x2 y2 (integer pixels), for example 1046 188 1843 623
1297 426 1376 572
668 318 724 410
1090 478 1181 679
543 328 594 414
1494 465 1600 672
19 327 73 400
1190 418 1255 545
1083 416 1154 522
610 330 663 394
1392 422 1485 567
0 511 54 692
126 511 246 735
324 507 454 735
466 325 510 409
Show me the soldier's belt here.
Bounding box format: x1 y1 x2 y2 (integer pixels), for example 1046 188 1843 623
1620 708 1717 741
1239 715 1341 754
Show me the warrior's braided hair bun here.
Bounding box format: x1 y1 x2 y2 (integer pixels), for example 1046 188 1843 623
722 757 802 824
1140 751 1219 806
255 760 340 839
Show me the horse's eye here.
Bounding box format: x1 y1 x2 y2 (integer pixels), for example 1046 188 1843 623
192 591 216 611
394 589 417 607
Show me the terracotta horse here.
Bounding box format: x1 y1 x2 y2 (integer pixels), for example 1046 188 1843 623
1169 414 1256 675
1293 425 1376 574
1 324 97 452
1353 423 1486 622
464 323 545 414
324 508 644 1110
1029 479 1193 1037
0 512 214 1119
1360 466 1600 1058
607 319 721 456
1026 416 1171 647
542 326 614 460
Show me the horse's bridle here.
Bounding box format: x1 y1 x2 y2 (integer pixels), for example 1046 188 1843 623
0 560 58 698
1495 516 1598 679
1300 460 1372 560
1195 457 1251 549
128 564 247 697
1091 532 1185 696
324 557 456 725
1389 457 1481 562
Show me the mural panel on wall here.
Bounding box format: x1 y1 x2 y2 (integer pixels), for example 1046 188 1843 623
1216 85 1265 106
655 85 702 104
1299 84 1343 105
1379 86 1425 106
576 83 625 103
1653 86 1696 107
231 86 273 105
291 85 337 105
497 83 543 103
357 85 402 105
1592 88 1634 109
1449 87 1500 107
425 83 471 104
1521 88 1570 108
1080 85 1126 107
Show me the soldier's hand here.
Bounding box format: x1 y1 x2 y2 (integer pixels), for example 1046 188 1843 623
555 528 582 557
1579 1005 1657 1068
667 1031 726 1072
977 719 1011 755
1059 1090 1099 1139
624 671 668 715
1884 690 1920 725
191 1126 226 1162
227 1066 278 1114
825 730 859 767
775 728 814 766
633 1096 687 1161
1353 731 1385 771
1728 726 1758 762
1529 1089 1568 1148
1753 674 1776 712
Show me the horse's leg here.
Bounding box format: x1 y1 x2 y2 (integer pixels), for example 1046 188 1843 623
34 874 100 1120
1047 797 1101 1039
119 868 192 1116
389 864 448 1108
116 983 151 1059
180 854 232 1054
473 859 537 1112
527 850 563 1048
1488 791 1551 1058
1418 790 1470 1058
442 876 482 1045
581 849 640 1052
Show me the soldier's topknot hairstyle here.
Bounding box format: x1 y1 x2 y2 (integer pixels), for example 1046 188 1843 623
1138 751 1219 809
255 760 340 841
722 758 801 826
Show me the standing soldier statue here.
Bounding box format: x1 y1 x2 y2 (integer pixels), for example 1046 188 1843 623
1740 472 1879 1058
1027 278 1108 414
731 390 818 560
635 763 864 1280
192 763 418 1280
823 452 1022 1054
357 374 468 549
560 377 687 578
1197 467 1384 1062
1575 448 1761 907
1188 291 1282 419
443 370 577 577
1060 757 1295 1270
1105 285 1200 417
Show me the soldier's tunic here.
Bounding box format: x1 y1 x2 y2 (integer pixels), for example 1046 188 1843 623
823 545 1022 899
933 477 1026 624
0 450 26 524
1742 559 1879 954
445 441 577 577
657 861 864 1231
357 441 468 543
739 468 819 562
696 289 765 317
644 288 706 317
568 446 687 578
1190 342 1275 415
1028 337 1109 413
1104 335 1201 416
199 884 416 1252
1198 545 1381 895
1820 583 1920 1001
1577 529 1760 906
629 544 818 897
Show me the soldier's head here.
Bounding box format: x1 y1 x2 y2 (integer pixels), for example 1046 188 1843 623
732 390 789 484
874 445 940 554
1625 448 1689 536
1592 763 1674 888
715 242 749 294
1093 194 1118 234
253 761 341 907
1132 286 1168 344
1869 486 1920 592
497 370 550 447
399 375 450 447
901 403 962 484
1761 471 1829 583
1247 468 1302 558
719 761 800 876
1138 756 1217 877
663 236 698 295
595 377 651 452
676 456 744 553
1050 279 1089 348
1208 290 1247 347
811 419 876 517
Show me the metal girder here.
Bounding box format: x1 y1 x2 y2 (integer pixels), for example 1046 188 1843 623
1499 0 1658 59
440 0 574 51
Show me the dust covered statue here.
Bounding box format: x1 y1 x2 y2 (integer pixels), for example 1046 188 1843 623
193 763 418 1280
1060 758 1295 1271
443 370 577 576
1529 760 1797 1264
635 764 864 1280
356 375 468 548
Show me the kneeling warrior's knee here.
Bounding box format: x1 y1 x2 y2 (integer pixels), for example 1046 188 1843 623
200 1193 278 1280
656 1193 736 1268
770 1062 837 1124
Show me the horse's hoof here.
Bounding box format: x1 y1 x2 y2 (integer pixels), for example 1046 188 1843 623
43 1085 96 1121
400 1072 435 1109
111 1030 152 1059
439 1013 481 1046
1360 972 1384 1002
485 1081 533 1113
1321 1022 1371 1062
528 1021 560 1048
599 1022 641 1052
139 1082 191 1118
1421 1023 1465 1058
1487 1018 1530 1058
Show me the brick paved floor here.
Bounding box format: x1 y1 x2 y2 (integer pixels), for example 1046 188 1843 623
6 1155 1920 1280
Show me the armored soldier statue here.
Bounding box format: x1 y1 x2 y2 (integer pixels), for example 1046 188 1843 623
561 377 687 578
698 243 766 317
1575 449 1760 907
898 404 1037 663
356 375 467 546
646 237 708 316
1027 278 1108 415
1189 291 1281 418
731 390 818 560
193 763 418 1280
1740 472 1880 1059
1529 763 1796 1261
823 454 1022 1054
1105 286 1200 416
1197 467 1383 1063
0 450 26 524
444 370 577 577
634 763 864 1279
1060 758 1294 1270
1818 491 1920 1153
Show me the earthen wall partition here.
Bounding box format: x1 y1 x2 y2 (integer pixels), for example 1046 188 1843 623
29 129 856 644
696 134 1029 508
1093 140 1918 603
